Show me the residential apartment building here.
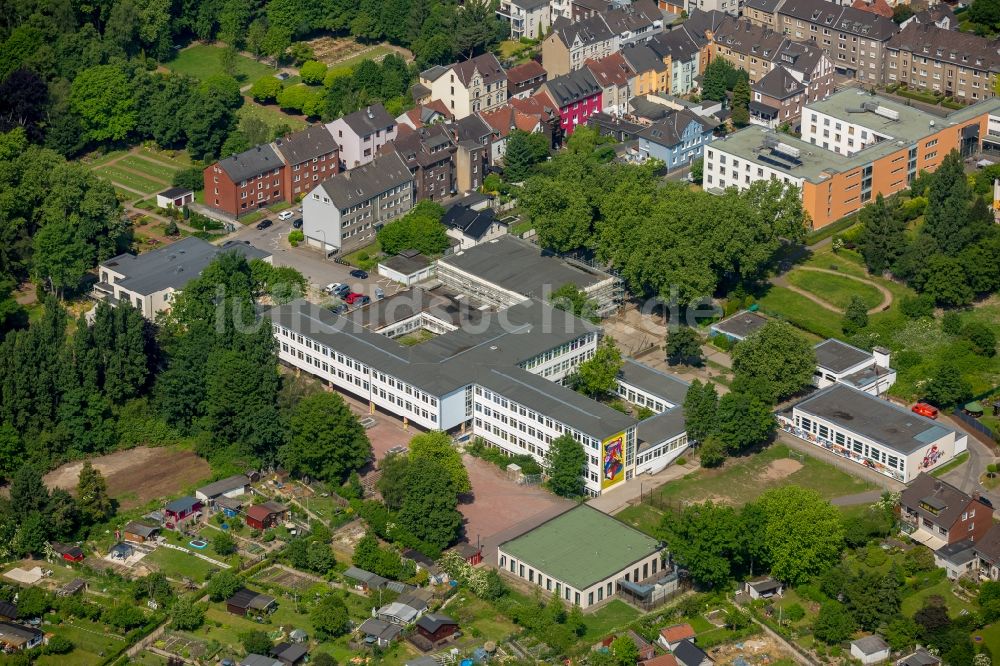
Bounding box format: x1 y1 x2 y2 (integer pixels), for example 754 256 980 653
635 109 715 169
772 0 898 84
621 44 670 96
585 53 635 116
538 67 604 136
885 23 1000 102
506 61 549 99
900 474 993 547
712 19 787 84
267 292 643 497
419 54 509 119
604 0 665 48
479 104 546 161
571 0 612 21
647 26 707 96
396 101 453 130
204 144 285 217
743 0 781 30
686 0 742 18
542 15 619 76
273 126 340 202
379 125 456 202
497 0 551 39
751 65 806 127
94 237 271 319
703 88 999 228
301 152 414 256
447 114 496 190
326 104 398 169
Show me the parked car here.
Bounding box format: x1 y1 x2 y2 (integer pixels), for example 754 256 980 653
345 292 370 305
255 219 272 230
328 303 348 315
912 402 939 419
350 269 369 279
323 283 350 297
278 210 294 221
375 286 385 300
291 217 303 229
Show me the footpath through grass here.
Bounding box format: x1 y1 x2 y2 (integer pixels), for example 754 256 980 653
616 443 874 535
786 269 884 310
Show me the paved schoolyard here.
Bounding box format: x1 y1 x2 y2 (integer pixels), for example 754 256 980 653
458 455 573 565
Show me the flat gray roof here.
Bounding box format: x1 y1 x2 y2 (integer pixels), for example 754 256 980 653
267 298 634 438
793 384 958 455
379 251 431 276
814 338 872 373
102 237 270 296
637 407 686 450
711 310 768 340
618 359 689 406
807 88 954 143
438 236 613 299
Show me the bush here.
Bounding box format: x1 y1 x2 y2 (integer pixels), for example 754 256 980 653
942 311 963 335
43 635 73 655
783 603 805 623
164 220 179 236
900 294 935 319
288 229 304 247
675 457 687 466
172 166 205 191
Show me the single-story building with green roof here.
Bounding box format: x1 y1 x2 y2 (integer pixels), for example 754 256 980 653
497 504 664 608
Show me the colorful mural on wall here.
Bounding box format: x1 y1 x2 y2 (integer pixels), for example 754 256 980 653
602 431 625 489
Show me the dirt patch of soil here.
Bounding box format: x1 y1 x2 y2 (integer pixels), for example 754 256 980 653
44 446 211 509
758 458 803 482
708 634 796 665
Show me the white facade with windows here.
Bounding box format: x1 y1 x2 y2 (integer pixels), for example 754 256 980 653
801 108 893 156
703 145 805 193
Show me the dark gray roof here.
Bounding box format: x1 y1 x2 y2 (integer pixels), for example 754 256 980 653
795 384 958 455
541 68 602 107
618 359 689 406
777 40 826 77
814 338 873 373
164 495 200 514
317 152 412 210
682 9 734 41
649 27 701 60
604 0 662 36
887 22 1000 73
621 44 667 74
0 602 17 619
349 286 484 331
101 237 271 296
419 65 449 82
240 655 282 666
638 110 714 147
271 642 308 662
934 540 976 565
511 0 549 9
851 635 889 655
451 53 507 88
380 251 432 275
974 524 1000 562
673 639 711 666
124 521 159 538
778 0 897 40
441 204 500 240
714 18 786 59
359 617 403 640
901 473 983 529
197 474 250 498
552 14 615 48
744 0 783 12
266 297 635 438
450 114 494 142
753 64 804 100
218 144 283 182
341 104 396 137
274 126 339 165
227 587 262 609
0 622 42 642
158 186 192 199
416 613 457 633
711 310 768 339
629 96 671 122
637 407 686 449
438 235 612 299
748 577 782 593
897 650 941 666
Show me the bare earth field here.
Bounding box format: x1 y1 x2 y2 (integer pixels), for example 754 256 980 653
44 446 211 509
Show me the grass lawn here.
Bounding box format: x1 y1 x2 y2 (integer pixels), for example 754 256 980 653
144 545 224 582
398 330 437 346
119 155 181 182
786 269 884 310
616 443 873 534
37 618 128 665
580 600 642 642
95 165 169 194
330 44 392 70
757 286 839 340
166 44 275 82
498 40 526 58
341 241 382 270
973 622 1000 658
237 101 308 133
137 146 193 168
900 578 975 618
447 593 520 642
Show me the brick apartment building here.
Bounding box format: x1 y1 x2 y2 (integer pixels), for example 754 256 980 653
885 22 1000 102
205 144 285 218
379 124 457 202
273 126 340 202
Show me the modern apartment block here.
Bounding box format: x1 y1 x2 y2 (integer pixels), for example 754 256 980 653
419 54 509 120
301 152 414 256
885 23 1000 102
703 88 999 228
266 291 645 497
497 0 552 40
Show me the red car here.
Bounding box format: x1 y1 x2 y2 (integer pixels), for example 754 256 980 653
345 292 370 305
912 402 939 419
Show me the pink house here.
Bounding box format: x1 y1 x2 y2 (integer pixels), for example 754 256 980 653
537 68 603 137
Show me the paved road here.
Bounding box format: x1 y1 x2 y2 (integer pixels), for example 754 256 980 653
589 457 700 515
940 426 999 503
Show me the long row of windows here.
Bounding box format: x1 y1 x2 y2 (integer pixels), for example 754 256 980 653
636 434 688 467
796 415 905 472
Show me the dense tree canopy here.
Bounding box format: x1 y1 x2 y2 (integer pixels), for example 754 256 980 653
730 320 816 404
376 200 450 256
282 391 371 483
545 434 588 497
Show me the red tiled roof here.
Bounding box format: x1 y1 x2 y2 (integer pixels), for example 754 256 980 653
641 656 678 666
585 52 635 88
514 93 560 119
852 0 893 18
506 60 547 85
660 623 696 643
479 105 542 137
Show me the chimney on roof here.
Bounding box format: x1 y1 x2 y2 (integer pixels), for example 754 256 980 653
367 106 374 119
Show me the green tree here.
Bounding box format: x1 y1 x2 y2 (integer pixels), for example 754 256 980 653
702 58 729 102
610 635 638 666
665 327 703 366
241 630 273 655
376 201 449 256
683 379 718 442
503 130 549 182
312 594 351 638
690 157 703 184
213 531 237 556
715 391 774 453
376 452 410 511
205 570 241 601
962 321 997 357
199 74 243 110
76 461 113 525
282 392 371 483
398 457 463 551
842 295 869 335
171 598 205 630
659 501 745 587
352 531 382 571
545 434 587 497
731 78 750 127
550 283 598 322
916 255 973 306
813 601 856 644
731 320 816 404
749 486 844 584
858 194 907 274
300 60 327 84
923 150 977 254
924 363 972 407
570 336 622 398
698 436 727 468
250 76 284 103
409 431 471 495
70 64 137 143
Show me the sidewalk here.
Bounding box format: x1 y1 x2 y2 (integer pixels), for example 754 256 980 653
587 457 700 514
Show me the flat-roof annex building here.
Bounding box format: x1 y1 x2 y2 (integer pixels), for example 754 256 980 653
267 288 645 496
779 383 967 483
498 504 664 608
704 87 1000 228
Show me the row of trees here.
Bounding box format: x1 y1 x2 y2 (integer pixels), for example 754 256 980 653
521 127 808 307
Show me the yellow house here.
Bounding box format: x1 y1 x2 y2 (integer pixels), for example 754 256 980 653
622 44 670 96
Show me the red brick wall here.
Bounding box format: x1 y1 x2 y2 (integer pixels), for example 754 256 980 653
282 151 340 203
205 163 288 217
